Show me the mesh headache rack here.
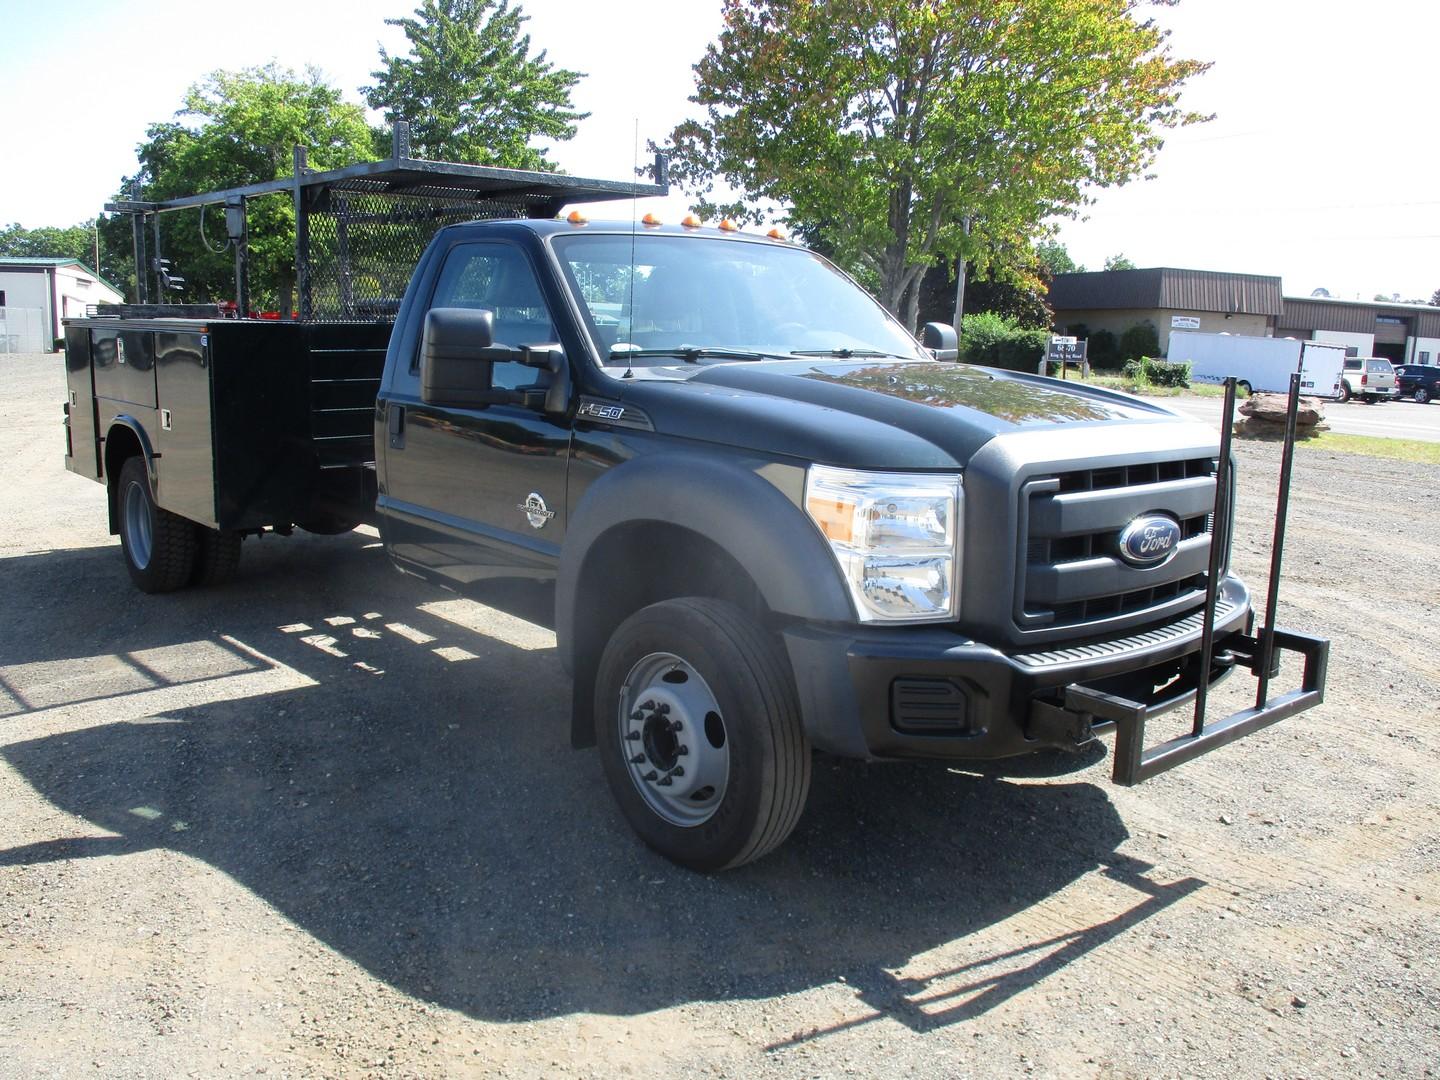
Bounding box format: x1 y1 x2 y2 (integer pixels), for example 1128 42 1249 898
104 120 668 323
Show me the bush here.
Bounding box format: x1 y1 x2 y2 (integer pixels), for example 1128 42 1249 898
1139 356 1191 387
960 311 1049 372
1088 329 1119 368
1118 321 1159 362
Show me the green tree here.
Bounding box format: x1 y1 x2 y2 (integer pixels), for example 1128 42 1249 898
1036 240 1084 277
1119 320 1159 361
659 0 1209 328
1430 288 1440 307
1103 252 1137 271
0 222 96 264
122 65 376 306
364 0 587 169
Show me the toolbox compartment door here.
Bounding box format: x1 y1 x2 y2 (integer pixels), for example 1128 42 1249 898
62 324 100 479
92 328 158 411
154 329 218 527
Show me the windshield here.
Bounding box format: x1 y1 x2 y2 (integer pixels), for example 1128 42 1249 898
551 233 926 372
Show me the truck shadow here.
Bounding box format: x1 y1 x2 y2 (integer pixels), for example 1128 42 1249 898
0 537 1202 1031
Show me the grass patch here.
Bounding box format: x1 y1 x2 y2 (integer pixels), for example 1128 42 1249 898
1066 373 1232 398
1295 432 1440 466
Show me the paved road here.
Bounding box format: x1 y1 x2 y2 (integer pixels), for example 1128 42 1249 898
1163 394 1440 442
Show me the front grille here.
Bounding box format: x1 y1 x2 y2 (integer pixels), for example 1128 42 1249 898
1018 456 1218 634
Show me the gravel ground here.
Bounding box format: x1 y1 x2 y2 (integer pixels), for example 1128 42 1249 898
1 350 1438 1078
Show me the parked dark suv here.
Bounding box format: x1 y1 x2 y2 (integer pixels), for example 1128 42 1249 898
1394 364 1440 403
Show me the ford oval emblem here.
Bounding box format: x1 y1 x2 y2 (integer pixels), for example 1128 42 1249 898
1118 514 1182 567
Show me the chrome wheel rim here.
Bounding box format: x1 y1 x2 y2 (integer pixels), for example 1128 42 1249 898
124 481 153 569
617 651 729 827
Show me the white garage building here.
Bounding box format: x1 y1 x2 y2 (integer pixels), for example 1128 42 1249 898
0 257 123 353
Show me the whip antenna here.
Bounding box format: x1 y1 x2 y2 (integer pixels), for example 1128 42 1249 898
623 118 640 379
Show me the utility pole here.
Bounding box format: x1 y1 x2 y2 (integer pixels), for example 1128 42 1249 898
950 215 972 340
92 217 100 275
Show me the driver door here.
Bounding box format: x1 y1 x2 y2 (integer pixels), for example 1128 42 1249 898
380 240 573 587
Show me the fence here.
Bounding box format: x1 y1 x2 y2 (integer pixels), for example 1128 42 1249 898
0 307 46 353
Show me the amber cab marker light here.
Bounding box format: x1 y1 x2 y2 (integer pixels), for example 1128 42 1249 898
718 218 740 232
566 210 588 225
681 213 703 228
641 212 662 227
767 226 787 241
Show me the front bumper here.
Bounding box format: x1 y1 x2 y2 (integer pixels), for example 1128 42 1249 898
782 575 1328 783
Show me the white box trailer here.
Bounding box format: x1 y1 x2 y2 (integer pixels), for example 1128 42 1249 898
1168 331 1345 399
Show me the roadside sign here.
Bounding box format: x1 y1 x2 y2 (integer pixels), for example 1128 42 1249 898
1045 336 1088 379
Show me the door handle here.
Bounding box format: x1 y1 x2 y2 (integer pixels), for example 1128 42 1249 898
388 403 406 450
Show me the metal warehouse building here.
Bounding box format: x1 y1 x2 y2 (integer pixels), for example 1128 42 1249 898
0 257 123 353
1049 267 1440 366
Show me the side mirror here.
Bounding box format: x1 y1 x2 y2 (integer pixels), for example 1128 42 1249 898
420 308 515 407
420 307 571 413
921 322 959 362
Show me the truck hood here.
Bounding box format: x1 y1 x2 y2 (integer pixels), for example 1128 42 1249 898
617 359 1204 469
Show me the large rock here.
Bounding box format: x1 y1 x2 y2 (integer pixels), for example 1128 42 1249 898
1237 392 1325 427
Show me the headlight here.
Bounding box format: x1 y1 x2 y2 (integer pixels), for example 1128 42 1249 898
804 465 962 623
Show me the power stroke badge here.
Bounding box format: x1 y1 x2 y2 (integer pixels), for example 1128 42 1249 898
517 492 555 529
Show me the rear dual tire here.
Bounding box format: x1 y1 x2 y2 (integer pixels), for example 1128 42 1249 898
117 457 242 592
118 458 198 593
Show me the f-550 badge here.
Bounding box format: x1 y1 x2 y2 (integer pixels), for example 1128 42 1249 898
577 400 626 422
517 492 555 529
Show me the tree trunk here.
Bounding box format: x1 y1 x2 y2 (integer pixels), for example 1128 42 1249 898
904 275 922 333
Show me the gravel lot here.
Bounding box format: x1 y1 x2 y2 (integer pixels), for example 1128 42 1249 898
2 350 1438 1078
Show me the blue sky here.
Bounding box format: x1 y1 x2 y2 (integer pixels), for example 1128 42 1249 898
1 0 1435 301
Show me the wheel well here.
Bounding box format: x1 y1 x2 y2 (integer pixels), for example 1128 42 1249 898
103 426 145 535
567 521 770 747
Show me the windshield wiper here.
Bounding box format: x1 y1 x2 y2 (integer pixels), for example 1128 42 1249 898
608 346 786 364
789 348 909 359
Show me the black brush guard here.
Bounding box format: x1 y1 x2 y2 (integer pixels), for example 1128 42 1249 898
1054 375 1330 786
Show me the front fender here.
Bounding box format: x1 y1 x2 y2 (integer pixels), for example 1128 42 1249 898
556 450 854 675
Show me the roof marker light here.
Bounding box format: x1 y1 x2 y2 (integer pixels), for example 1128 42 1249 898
767 226 787 241
681 213 703 228
641 212 662 227
718 218 740 232
566 210 588 225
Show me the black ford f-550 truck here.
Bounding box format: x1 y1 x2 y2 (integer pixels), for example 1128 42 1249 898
63 138 1327 869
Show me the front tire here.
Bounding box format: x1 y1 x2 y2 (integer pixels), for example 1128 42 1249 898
1414 386 1430 404
117 457 197 593
594 597 812 871
1337 381 1352 403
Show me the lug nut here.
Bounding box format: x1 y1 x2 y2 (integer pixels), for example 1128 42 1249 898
629 754 645 764
677 745 688 756
657 776 673 787
630 709 644 721
669 721 683 733
670 766 685 778
643 770 658 782
656 703 670 715
625 731 640 741
641 700 655 711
